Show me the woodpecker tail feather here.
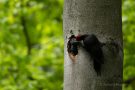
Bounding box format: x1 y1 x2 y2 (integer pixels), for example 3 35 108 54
93 58 102 76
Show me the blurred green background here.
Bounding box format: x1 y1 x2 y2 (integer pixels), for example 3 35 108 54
0 0 134 90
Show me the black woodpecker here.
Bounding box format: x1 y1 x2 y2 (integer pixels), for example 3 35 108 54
76 34 104 76
67 35 80 62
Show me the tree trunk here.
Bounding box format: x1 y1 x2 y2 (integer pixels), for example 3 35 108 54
63 0 123 90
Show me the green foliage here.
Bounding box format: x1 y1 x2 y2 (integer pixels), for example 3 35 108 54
123 0 135 90
0 0 63 90
0 0 135 90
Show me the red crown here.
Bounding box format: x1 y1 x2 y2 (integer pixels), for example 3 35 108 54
76 34 81 41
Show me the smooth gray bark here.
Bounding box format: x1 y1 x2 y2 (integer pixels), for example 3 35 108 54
63 0 123 90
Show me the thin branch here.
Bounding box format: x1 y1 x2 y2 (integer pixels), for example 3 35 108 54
21 16 31 55
124 76 135 85
20 0 31 55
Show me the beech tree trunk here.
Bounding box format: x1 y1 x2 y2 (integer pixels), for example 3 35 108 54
63 0 123 90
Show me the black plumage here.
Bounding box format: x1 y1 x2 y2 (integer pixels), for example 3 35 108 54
76 34 104 76
67 35 80 56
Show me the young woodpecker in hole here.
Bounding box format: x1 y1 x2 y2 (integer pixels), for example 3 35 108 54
76 34 104 76
67 35 80 62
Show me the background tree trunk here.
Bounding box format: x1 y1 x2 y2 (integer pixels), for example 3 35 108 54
63 0 123 90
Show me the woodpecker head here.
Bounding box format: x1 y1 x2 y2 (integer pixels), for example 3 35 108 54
69 35 75 40
76 34 81 41
76 34 88 41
